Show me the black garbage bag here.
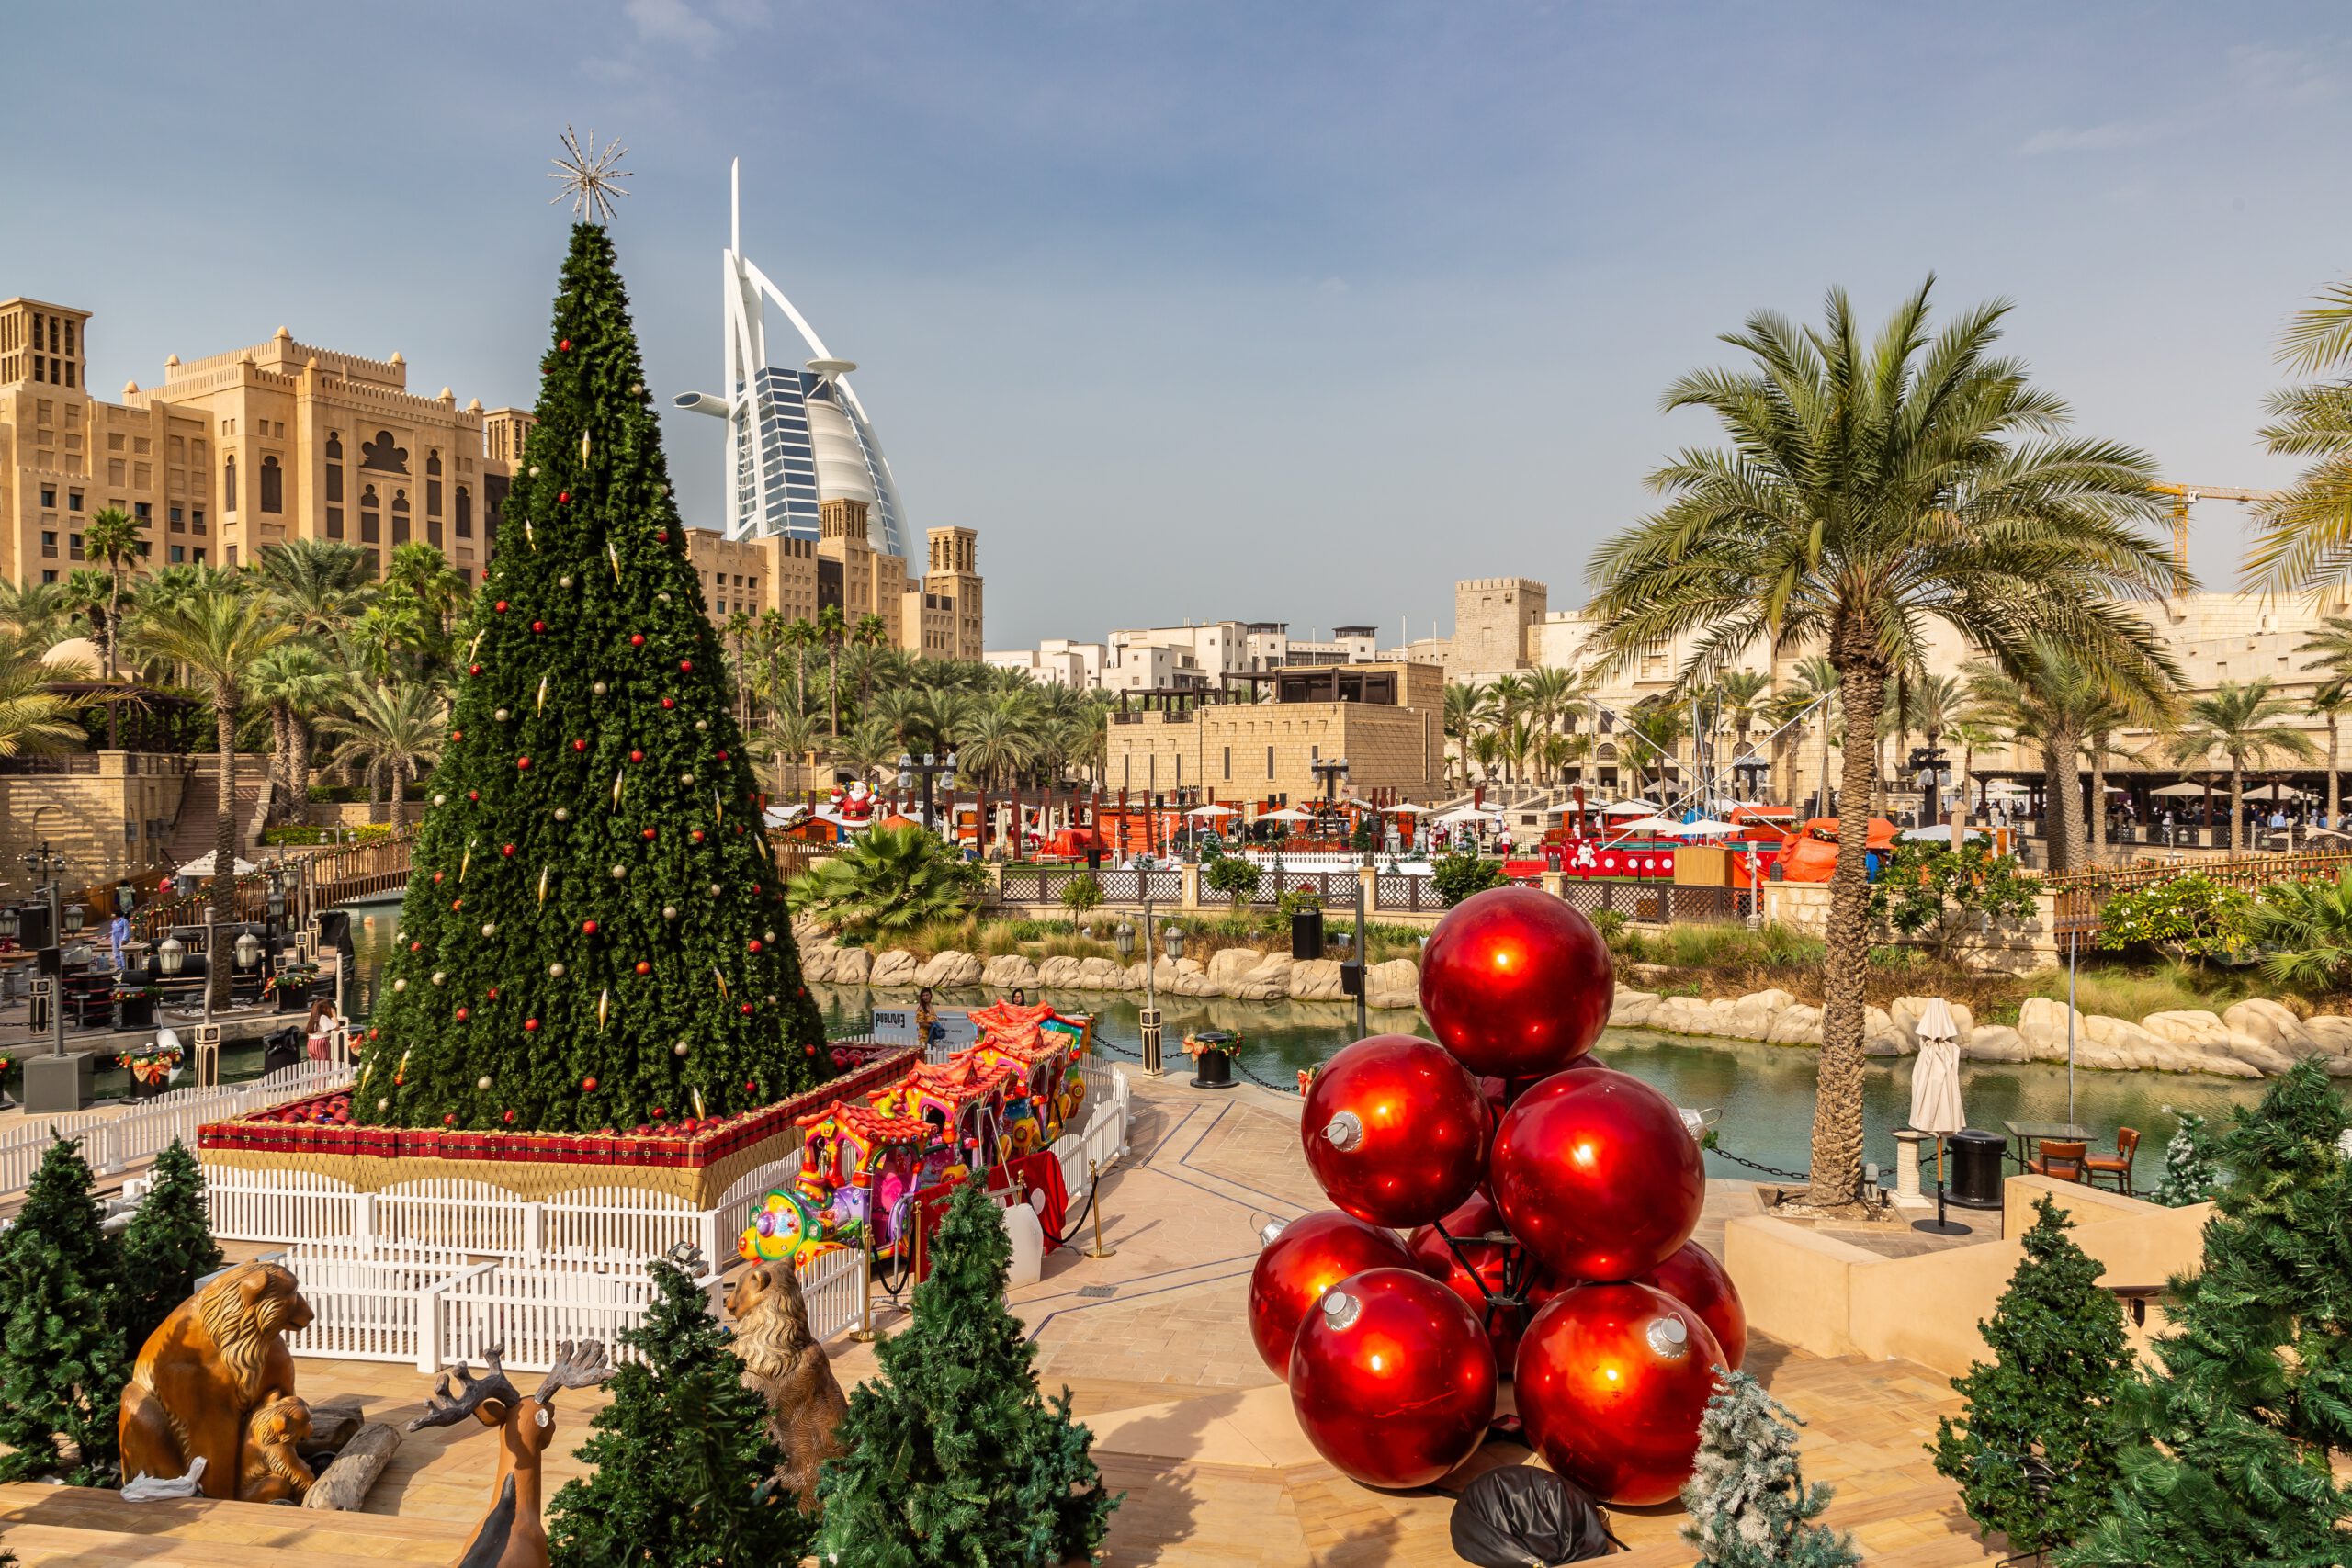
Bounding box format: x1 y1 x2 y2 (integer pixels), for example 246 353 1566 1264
260 1026 305 1075
1450 1466 1622 1566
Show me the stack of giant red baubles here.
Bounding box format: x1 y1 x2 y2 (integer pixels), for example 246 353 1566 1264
1250 886 1746 1505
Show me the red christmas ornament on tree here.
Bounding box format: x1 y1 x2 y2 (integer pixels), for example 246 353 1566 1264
1288 1268 1496 1490
581 1076 597 1092
1419 886 1612 1078
1513 1281 1724 1506
581 919 599 935
1405 1188 1562 1371
1635 1241 1747 1371
524 1018 540 1032
1301 1034 1486 1227
679 659 693 672
1247 1210 1416 1378
630 633 646 647
635 961 651 975
1490 1066 1704 1282
629 750 644 763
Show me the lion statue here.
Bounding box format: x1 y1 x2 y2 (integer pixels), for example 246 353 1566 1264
119 1261 314 1499
725 1260 847 1511
237 1395 316 1505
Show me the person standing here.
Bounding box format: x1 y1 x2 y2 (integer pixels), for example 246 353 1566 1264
107 909 130 972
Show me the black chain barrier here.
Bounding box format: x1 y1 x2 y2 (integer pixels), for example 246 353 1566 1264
1700 1131 1809 1184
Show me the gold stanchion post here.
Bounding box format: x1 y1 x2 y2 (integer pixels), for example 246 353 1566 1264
1084 1158 1116 1258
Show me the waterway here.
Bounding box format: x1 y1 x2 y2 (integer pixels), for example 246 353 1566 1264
343 896 2267 1187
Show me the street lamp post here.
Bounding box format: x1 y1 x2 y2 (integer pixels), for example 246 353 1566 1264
897 750 958 840
1139 885 1161 1075
19 842 92 1111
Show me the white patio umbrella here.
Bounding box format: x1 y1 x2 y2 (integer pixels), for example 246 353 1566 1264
1259 807 1316 823
1910 998 1968 1234
1898 824 1989 842
1601 799 1661 816
1668 818 1740 838
1185 804 1239 818
1614 816 1686 835
2149 781 2210 798
2243 783 2311 802
175 851 257 880
1387 802 1430 813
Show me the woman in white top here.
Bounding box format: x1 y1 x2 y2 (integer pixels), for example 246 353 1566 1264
304 998 343 1062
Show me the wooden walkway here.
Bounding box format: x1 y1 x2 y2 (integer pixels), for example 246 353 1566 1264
0 1066 2005 1566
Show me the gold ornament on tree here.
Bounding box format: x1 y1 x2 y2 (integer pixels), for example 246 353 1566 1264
537 673 549 714
537 866 551 907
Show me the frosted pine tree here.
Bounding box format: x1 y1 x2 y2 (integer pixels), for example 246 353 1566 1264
1681 1371 1859 1568
2150 1110 2219 1206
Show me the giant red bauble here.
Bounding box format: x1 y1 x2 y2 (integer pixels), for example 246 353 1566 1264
1289 1268 1496 1490
1300 1034 1485 1227
1405 1188 1563 1371
1419 886 1612 1078
1490 1066 1704 1282
1247 1210 1416 1378
1635 1241 1747 1371
1514 1281 1725 1506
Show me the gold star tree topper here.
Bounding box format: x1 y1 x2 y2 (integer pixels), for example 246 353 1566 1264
549 126 630 225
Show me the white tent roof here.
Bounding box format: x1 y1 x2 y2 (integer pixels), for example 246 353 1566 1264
1259 807 1316 823
175 852 257 880
1386 801 1430 812
1668 818 1741 839
1186 804 1239 817
1601 799 1662 816
1613 816 1686 835
2149 781 2210 797
2244 784 2311 802
1897 824 1990 842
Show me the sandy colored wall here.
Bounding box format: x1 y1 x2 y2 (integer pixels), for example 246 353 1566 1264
1725 1176 2213 1378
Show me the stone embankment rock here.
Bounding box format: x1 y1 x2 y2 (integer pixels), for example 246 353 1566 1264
812 942 1427 1009
1606 976 2342 1079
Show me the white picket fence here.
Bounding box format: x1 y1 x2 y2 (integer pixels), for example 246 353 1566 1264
0 1059 353 1196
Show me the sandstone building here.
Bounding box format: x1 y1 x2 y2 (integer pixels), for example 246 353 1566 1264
682 498 984 660
1102 660 1447 804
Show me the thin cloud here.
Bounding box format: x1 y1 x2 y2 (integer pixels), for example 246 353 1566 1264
625 0 721 55
2018 120 2167 156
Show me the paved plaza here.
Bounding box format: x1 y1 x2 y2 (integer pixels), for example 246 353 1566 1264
0 1065 2004 1565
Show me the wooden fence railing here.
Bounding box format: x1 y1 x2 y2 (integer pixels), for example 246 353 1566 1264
134 833 414 939
2048 849 2352 933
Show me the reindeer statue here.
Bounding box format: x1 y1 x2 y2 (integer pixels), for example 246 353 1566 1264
406 1341 614 1568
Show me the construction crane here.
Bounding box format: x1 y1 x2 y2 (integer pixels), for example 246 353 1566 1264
2150 483 2286 577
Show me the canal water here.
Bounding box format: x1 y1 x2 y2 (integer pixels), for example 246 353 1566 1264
344 897 2267 1186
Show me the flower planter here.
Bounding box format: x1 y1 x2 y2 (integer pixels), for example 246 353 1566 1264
1191 1048 1235 1089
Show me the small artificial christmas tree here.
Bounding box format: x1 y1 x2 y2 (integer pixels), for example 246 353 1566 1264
116 1139 224 1355
817 1181 1117 1567
2063 1059 2352 1568
1681 1370 1858 1568
1932 1196 2132 1556
548 1246 806 1567
0 1135 127 1484
2150 1110 2220 1206
368 190 826 1134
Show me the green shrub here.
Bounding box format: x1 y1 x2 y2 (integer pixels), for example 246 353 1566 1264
1430 851 1506 908
2093 873 2256 964
2251 868 2352 992
1275 886 1326 922
1867 840 2041 961
1204 855 1262 907
788 825 987 940
1059 873 1102 919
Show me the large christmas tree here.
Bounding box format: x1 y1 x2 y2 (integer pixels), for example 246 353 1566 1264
368 199 825 1134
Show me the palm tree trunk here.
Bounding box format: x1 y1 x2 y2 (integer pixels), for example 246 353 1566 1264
390 761 409 835
2042 722 2079 874
211 692 237 1009
2330 718 2341 828
1812 653 1884 1210
105 573 121 750
2229 767 2244 855
2087 733 2109 866
1817 722 1833 818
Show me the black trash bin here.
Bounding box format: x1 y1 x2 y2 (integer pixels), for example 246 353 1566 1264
1290 907 1325 960
1947 1128 2007 1210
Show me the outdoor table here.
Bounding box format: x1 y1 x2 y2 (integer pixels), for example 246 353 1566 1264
2003 1119 2092 1169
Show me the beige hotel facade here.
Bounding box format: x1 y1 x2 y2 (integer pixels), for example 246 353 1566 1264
0 297 983 660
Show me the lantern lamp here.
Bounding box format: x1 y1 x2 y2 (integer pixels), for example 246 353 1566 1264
156 935 186 976
62 901 85 937
234 930 262 969
1114 920 1136 960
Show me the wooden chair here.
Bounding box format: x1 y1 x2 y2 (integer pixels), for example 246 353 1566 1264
2086 1127 2141 1196
2027 1139 2089 1182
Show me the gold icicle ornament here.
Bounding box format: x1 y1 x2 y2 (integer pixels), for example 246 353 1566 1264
612 770 626 811
358 1058 374 1091
581 427 593 463
608 541 623 582
468 631 486 664
713 788 724 824
692 1086 707 1121
537 674 549 714
711 965 729 999
597 987 610 1032
537 866 550 907
459 837 475 883
524 518 537 551
394 1048 412 1084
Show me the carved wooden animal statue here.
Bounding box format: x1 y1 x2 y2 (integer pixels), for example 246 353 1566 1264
238 1396 317 1504
119 1261 314 1499
726 1259 848 1511
406 1341 613 1568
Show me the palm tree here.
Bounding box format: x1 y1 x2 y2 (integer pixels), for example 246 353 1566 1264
2165 680 2321 853
318 680 447 833
782 616 820 716
248 642 345 822
2245 277 2352 595
1965 640 2148 870
2296 615 2352 827
816 604 847 736
0 653 89 757
1586 279 2184 1209
349 589 429 682
83 508 145 749
126 588 294 961
384 542 468 643
1785 656 1842 816
831 716 899 786
767 704 825 796
956 694 1043 789
1623 698 1688 800
254 539 376 642
0 580 73 662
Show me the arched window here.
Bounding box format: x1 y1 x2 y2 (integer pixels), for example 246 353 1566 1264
325 432 344 503
425 449 443 516
325 433 343 461
455 486 472 538
390 488 412 544
259 455 283 514
359 484 380 544
426 450 442 475
360 430 408 473
223 455 236 513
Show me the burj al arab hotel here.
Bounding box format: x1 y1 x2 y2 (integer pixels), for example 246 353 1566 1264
675 161 909 558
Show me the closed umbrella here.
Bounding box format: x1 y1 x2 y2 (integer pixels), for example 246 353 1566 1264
1910 998 1968 1235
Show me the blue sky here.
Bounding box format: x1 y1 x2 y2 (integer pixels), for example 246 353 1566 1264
6 4 2351 646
